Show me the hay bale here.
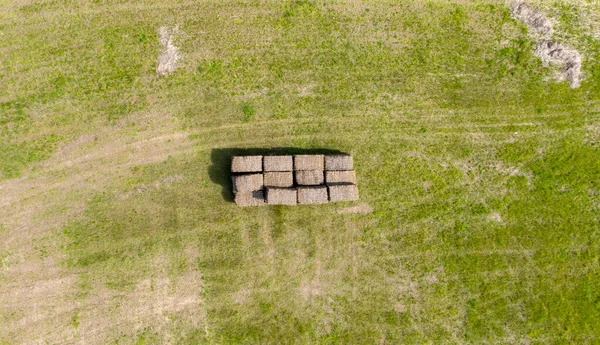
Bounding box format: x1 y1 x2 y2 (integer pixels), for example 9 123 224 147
232 174 263 193
264 156 293 172
328 184 359 202
325 155 353 171
264 172 293 188
295 170 324 186
231 156 263 173
235 191 266 207
294 155 324 171
297 186 328 205
326 170 357 185
266 187 297 205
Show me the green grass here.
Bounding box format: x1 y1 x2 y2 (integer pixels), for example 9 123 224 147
1 0 600 344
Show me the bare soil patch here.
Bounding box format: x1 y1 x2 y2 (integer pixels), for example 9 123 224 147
512 1 583 88
157 26 181 76
512 1 554 38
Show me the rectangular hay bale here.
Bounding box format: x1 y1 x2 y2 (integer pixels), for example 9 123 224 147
231 156 263 173
328 184 359 202
295 170 324 186
297 186 329 205
325 155 353 171
294 155 324 171
264 171 294 188
235 191 266 207
264 156 293 172
232 174 263 193
325 170 357 185
266 187 297 205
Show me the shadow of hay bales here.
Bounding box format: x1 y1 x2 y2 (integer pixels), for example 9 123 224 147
209 147 344 202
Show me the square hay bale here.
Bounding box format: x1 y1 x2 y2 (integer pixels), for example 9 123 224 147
266 187 297 205
325 155 353 171
328 184 359 202
231 156 263 173
326 170 357 185
294 155 324 171
295 170 324 186
232 174 263 193
297 186 329 205
235 191 266 207
264 155 293 172
264 172 294 188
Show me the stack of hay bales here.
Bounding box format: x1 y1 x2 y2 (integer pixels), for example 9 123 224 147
297 186 328 204
263 155 296 205
231 156 265 207
294 155 324 185
325 154 359 202
266 187 297 205
231 153 358 206
294 155 326 204
264 156 294 188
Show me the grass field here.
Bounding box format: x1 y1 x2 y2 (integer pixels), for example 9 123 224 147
1 0 599 343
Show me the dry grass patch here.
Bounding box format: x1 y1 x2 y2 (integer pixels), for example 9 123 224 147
0 107 194 343
72 256 207 343
337 203 373 215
